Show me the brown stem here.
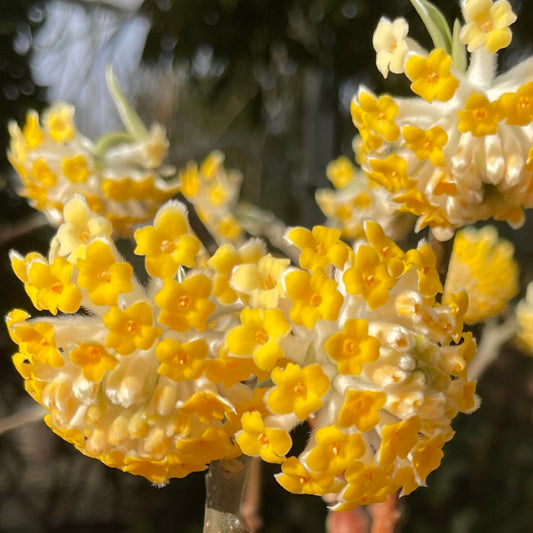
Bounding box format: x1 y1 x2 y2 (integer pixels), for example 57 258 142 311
326 507 370 533
369 493 401 533
240 457 262 533
203 457 251 533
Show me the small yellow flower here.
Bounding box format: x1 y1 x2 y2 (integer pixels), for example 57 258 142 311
379 416 422 464
343 245 394 309
204 346 264 388
351 91 400 148
22 110 43 148
368 155 413 193
285 268 343 329
76 240 133 306
31 159 57 187
69 344 117 382
43 103 76 142
276 457 339 495
402 125 448 167
326 156 356 189
104 301 162 355
405 49 459 102
305 425 366 474
179 391 235 424
155 338 208 381
499 80 533 126
337 389 387 432
236 411 292 463
61 154 91 183
364 220 405 278
226 308 290 371
230 253 289 309
457 93 504 136
325 319 380 375
155 274 216 332
267 362 330 420
460 0 516 54
286 225 351 271
405 244 443 299
134 201 200 278
411 433 447 482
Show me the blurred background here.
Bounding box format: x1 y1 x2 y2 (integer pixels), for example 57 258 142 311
1 0 533 531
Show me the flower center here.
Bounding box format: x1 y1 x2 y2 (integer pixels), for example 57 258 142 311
293 382 306 396
126 320 138 333
426 72 439 85
480 19 493 33
364 274 375 287
98 270 111 282
78 230 91 243
518 96 531 110
343 339 357 354
177 350 189 365
262 274 276 290
308 292 322 307
160 239 176 254
51 282 63 293
255 328 269 345
315 242 326 256
258 433 269 445
178 295 191 309
474 108 487 120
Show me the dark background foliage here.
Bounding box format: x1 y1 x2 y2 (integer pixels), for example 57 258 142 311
1 1 533 531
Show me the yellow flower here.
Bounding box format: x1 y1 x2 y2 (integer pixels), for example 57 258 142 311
305 425 366 475
368 154 413 193
364 220 405 278
230 253 289 309
155 338 208 381
69 344 117 382
458 93 504 136
285 268 343 328
76 240 133 306
460 0 516 54
405 49 459 102
402 125 448 167
276 457 339 495
326 156 356 189
325 319 380 375
179 391 234 424
11 252 82 315
155 274 216 332
43 103 76 142
236 411 292 463
22 110 43 148
445 226 518 323
343 245 394 309
226 308 290 371
204 346 264 388
134 201 200 278
286 225 351 270
411 432 447 482
61 154 91 183
405 244 443 299
267 363 330 420
337 389 387 432
379 416 422 464
104 301 161 355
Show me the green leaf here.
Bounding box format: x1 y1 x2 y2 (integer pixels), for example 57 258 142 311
105 64 148 140
451 18 467 72
410 0 452 53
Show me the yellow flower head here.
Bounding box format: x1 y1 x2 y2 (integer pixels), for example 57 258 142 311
372 17 409 78
326 156 357 189
445 226 518 323
155 338 208 381
457 93 504 136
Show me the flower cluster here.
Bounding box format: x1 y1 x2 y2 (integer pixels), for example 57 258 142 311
177 150 245 245
7 196 478 506
316 155 413 241
356 0 533 240
8 102 178 236
445 225 518 324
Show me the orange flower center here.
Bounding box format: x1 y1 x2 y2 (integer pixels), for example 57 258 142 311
178 295 191 309
50 282 63 293
258 433 269 445
177 350 189 365
160 239 176 254
518 96 531 110
78 230 91 243
262 274 276 290
309 293 322 307
255 328 269 345
126 320 138 333
315 242 326 256
426 71 439 85
343 339 357 354
293 382 306 396
98 270 111 283
474 108 487 120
